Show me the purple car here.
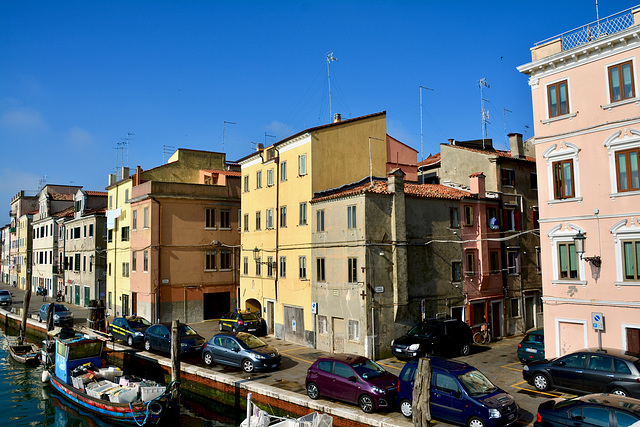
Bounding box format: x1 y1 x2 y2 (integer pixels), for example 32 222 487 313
305 354 398 413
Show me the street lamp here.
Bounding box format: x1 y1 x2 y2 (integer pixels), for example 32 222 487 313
573 231 602 267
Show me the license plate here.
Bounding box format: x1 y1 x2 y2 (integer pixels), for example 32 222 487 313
525 348 537 353
248 328 256 332
508 413 516 420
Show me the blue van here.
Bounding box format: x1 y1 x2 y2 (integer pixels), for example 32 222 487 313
396 357 518 427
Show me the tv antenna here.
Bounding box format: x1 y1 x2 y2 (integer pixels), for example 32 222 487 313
479 78 490 149
326 52 338 123
503 108 512 149
163 145 175 164
38 175 47 192
222 121 236 152
265 132 276 145
419 85 434 183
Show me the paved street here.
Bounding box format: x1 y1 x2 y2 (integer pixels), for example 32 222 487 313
1 282 576 426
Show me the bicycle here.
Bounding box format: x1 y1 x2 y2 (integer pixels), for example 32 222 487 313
473 324 491 344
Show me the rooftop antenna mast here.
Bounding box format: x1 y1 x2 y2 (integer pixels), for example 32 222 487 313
265 132 275 145
596 1 600 37
479 78 490 149
163 145 175 164
326 51 338 122
419 86 434 184
222 121 236 152
38 176 47 192
503 108 512 148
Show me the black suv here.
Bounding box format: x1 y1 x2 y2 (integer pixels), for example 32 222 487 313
391 317 473 359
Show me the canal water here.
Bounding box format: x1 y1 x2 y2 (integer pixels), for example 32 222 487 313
0 327 239 426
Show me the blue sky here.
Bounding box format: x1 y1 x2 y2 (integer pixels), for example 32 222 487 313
0 1 633 222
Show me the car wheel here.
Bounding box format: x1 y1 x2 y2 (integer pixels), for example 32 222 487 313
610 388 628 396
359 394 375 413
144 339 151 352
467 416 486 427
399 399 412 418
306 382 319 400
242 359 255 373
218 322 223 331
203 352 214 366
127 335 134 347
532 373 550 391
460 342 471 356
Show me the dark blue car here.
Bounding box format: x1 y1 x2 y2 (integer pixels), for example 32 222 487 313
143 323 206 355
397 357 518 427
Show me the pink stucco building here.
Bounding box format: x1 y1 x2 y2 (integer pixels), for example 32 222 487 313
519 6 640 356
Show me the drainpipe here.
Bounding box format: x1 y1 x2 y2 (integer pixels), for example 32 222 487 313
151 197 161 322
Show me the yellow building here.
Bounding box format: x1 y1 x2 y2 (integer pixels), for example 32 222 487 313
239 112 387 346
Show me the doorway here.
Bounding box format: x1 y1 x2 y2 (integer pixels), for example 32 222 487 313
332 317 345 353
266 300 274 335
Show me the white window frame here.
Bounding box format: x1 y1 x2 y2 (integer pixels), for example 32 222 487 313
604 128 640 199
298 154 307 176
547 223 587 285
543 141 582 205
266 208 274 229
267 169 274 187
603 56 639 107
611 219 640 286
348 320 359 341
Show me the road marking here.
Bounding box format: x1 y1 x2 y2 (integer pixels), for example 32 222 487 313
501 362 524 372
378 361 404 371
278 346 308 353
509 380 567 398
282 353 314 364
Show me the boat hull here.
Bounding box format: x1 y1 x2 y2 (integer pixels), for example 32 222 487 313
9 344 40 366
47 371 165 425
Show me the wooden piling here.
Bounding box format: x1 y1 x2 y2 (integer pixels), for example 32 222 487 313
412 357 432 427
18 287 32 345
171 319 181 403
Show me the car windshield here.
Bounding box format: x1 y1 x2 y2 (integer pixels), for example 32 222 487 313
0 290 10 296
53 304 70 312
351 358 387 380
238 334 267 349
179 325 199 336
241 313 259 321
407 323 435 337
127 317 151 328
458 370 497 396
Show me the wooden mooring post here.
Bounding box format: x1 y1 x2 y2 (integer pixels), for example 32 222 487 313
412 357 432 426
171 319 181 404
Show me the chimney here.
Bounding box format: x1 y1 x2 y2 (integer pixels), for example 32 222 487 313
256 143 264 151
388 168 405 194
508 133 524 158
448 138 456 145
469 172 486 198
333 113 341 123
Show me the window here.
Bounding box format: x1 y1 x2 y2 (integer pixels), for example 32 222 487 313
464 205 473 226
89 223 93 237
547 79 569 117
109 196 113 209
316 257 325 281
280 161 287 181
220 210 230 228
83 255 86 271
280 206 287 228
267 169 274 186
143 207 149 228
299 256 307 279
530 172 538 190
553 159 575 199
507 251 520 275
487 207 500 230
490 252 500 274
348 258 357 283
299 202 307 225
255 211 261 230
266 209 274 229
84 225 87 238
449 208 459 228
255 258 261 276
316 209 325 232
298 154 307 176
536 246 542 273
279 256 286 278
220 250 231 270
243 213 249 232
615 148 640 192
465 251 476 276
73 227 81 239
243 175 249 192
558 242 578 279
348 320 359 341
206 250 216 270
622 240 640 281
318 315 328 334
108 262 111 276
205 208 215 228
532 207 540 230
243 257 248 275
122 262 129 277
256 170 262 189
511 299 520 317
347 205 356 229
132 251 137 272
74 253 80 272
121 226 130 242
143 250 148 272
608 60 635 102
501 169 515 187
266 256 273 277
505 208 516 231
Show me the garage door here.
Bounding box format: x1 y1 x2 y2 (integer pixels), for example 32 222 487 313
559 321 585 356
283 306 305 344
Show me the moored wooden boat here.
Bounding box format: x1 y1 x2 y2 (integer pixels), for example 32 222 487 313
9 343 40 365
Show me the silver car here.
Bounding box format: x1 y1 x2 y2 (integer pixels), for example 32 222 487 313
0 290 12 306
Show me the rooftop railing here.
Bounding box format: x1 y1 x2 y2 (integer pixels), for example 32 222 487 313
534 6 638 51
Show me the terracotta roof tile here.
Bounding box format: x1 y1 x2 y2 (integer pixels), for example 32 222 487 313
418 152 440 167
51 193 74 201
201 169 241 177
448 144 535 162
53 206 75 218
85 191 107 197
313 181 470 203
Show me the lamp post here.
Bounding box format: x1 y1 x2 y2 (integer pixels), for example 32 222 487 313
573 231 602 267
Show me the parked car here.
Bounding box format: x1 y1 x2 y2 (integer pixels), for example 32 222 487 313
0 290 12 306
397 357 518 426
109 315 151 346
218 310 264 334
391 317 473 359
305 353 398 413
202 332 281 373
37 303 74 326
535 393 640 427
523 348 640 397
143 323 206 355
517 329 545 363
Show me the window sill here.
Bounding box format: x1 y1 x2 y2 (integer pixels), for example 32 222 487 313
601 97 640 110
615 281 640 286
204 269 218 272
610 189 640 200
541 112 578 125
551 279 587 286
547 197 583 206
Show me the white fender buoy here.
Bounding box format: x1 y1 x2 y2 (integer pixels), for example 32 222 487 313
41 370 50 383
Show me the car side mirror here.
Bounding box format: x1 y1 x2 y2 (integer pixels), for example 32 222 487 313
450 390 461 398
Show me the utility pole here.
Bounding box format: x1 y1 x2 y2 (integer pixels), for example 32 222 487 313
222 121 236 152
503 108 512 149
479 78 490 149
326 52 338 122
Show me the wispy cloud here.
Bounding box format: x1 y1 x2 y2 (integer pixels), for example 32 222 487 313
265 121 295 140
0 107 47 134
65 126 94 149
